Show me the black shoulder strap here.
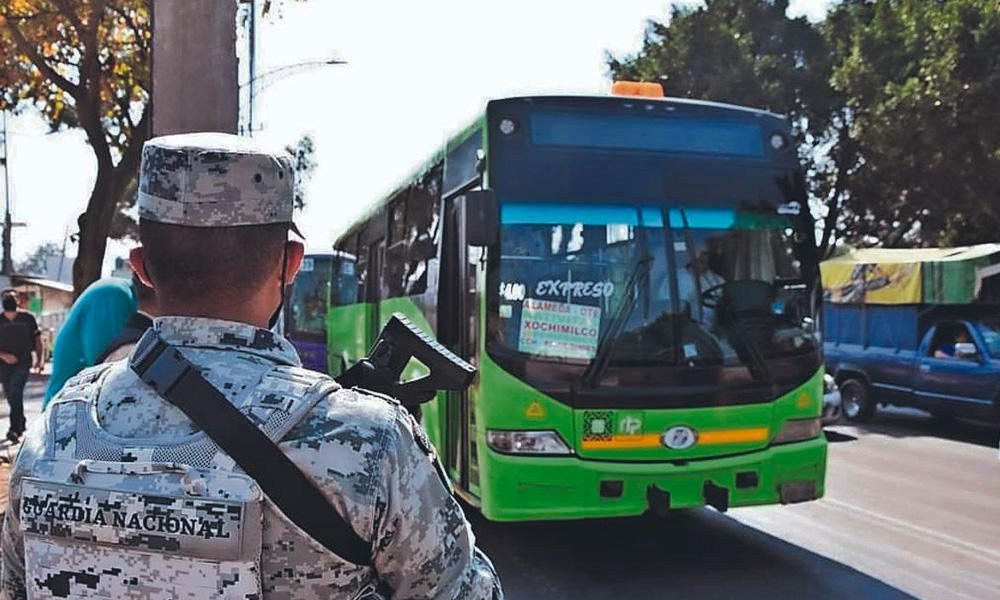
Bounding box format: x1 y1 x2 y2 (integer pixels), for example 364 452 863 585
96 312 153 364
129 329 372 566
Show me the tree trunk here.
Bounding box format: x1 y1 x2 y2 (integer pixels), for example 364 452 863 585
71 165 119 297
70 107 150 298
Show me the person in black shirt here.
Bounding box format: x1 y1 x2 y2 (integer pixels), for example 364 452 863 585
0 290 43 442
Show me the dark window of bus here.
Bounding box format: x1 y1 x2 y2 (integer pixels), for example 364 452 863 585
389 192 408 244
354 230 370 304
385 192 409 297
404 163 443 296
444 130 483 196
331 256 359 307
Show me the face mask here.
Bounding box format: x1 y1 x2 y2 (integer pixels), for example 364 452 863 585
268 244 290 330
2 297 17 312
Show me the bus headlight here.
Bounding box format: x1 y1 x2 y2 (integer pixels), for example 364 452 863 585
773 418 822 445
486 430 573 456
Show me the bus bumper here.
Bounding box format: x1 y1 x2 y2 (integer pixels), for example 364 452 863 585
479 436 827 521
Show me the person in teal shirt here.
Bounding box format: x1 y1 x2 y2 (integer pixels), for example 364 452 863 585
43 277 137 406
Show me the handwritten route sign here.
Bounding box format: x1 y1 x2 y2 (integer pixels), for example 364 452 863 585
518 298 602 360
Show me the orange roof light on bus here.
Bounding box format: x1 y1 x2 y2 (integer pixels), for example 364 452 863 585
611 81 665 98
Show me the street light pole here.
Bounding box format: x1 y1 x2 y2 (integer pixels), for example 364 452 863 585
0 112 31 278
1 111 14 276
239 58 346 136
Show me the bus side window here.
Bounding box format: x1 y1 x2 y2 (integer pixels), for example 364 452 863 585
355 231 370 304
405 163 443 296
385 192 409 298
332 259 358 307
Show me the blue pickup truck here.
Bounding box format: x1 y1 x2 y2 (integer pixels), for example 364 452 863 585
824 303 1000 423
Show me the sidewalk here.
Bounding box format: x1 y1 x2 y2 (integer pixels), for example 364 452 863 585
0 373 49 510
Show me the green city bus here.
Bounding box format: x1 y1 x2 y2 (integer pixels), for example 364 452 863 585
326 88 827 520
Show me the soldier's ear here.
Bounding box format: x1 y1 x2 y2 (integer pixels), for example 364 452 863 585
129 247 155 289
281 241 305 286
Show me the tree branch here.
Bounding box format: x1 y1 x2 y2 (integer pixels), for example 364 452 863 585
2 17 82 100
108 5 147 58
111 102 149 188
51 0 86 37
116 95 136 133
79 0 105 101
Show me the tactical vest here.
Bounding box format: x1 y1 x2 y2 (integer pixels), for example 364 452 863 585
19 360 337 600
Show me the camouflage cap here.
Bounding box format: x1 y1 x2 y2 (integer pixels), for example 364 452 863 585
138 132 301 233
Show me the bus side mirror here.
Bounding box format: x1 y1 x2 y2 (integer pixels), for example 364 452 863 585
466 190 498 246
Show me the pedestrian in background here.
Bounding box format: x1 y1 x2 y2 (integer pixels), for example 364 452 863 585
0 290 42 443
1 133 501 599
94 274 157 363
43 276 137 407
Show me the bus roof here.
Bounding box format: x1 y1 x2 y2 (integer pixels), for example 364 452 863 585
304 249 357 261
487 94 788 122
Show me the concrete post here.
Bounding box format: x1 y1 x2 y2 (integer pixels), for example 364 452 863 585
151 0 239 136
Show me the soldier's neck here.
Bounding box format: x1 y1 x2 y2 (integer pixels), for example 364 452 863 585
155 301 272 330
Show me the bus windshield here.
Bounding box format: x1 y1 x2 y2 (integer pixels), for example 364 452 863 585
288 256 331 341
492 203 817 371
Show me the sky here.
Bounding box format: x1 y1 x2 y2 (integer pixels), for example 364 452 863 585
2 0 832 272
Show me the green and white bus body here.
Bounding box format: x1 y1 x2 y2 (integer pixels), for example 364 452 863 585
328 94 826 520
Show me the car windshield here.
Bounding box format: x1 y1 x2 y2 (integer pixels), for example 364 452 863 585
976 319 1000 358
491 203 817 370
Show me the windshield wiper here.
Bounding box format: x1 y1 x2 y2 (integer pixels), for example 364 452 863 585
672 204 771 382
582 251 651 387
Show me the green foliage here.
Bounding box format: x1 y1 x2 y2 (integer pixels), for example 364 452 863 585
0 1 150 153
0 0 150 294
830 0 1000 246
284 134 317 210
609 0 1000 250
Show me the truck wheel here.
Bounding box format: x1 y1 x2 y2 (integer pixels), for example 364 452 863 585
840 378 876 423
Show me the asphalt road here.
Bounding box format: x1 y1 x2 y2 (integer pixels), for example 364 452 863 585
4 378 998 599
472 409 1000 600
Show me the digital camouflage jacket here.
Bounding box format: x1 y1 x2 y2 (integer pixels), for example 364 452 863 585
1 316 502 600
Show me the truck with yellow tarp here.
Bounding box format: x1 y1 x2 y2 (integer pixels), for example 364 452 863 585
822 245 1000 423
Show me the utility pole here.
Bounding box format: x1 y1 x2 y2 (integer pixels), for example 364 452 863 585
151 0 239 136
237 0 258 136
0 113 33 279
1 111 14 276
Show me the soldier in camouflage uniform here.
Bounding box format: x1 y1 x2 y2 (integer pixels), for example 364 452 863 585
0 133 502 600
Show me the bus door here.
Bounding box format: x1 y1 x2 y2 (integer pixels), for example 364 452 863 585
439 195 477 490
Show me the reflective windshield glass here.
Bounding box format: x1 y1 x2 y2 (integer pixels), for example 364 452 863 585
492 203 817 371
289 257 331 337
672 206 816 364
495 204 675 364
